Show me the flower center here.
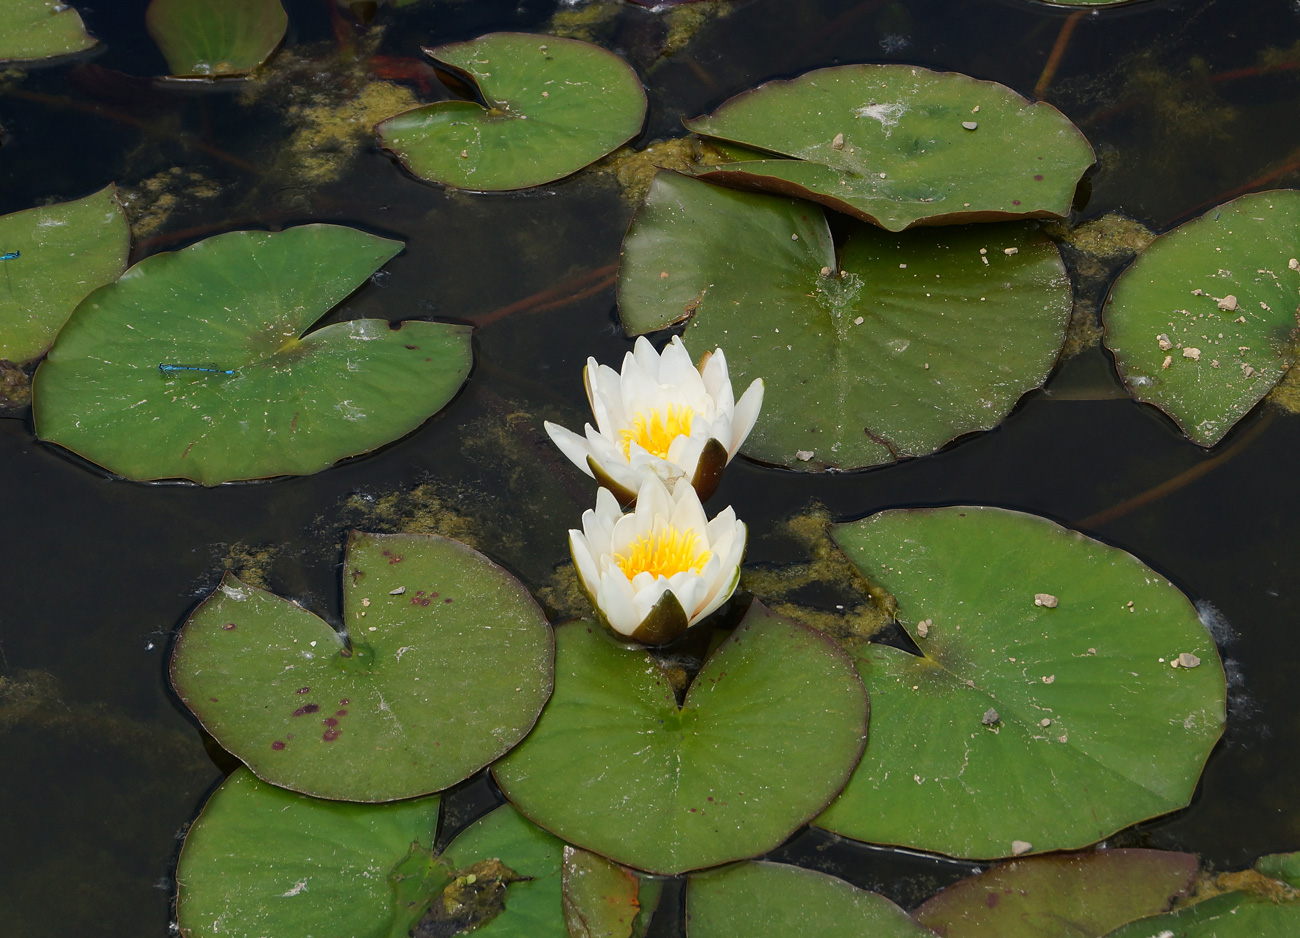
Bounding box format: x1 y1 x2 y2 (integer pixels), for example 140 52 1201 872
619 404 694 459
615 525 712 580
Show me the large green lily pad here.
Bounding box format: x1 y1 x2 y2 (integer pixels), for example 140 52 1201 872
170 532 553 802
1103 190 1300 447
563 847 662 938
0 0 97 62
0 186 130 364
683 64 1093 232
494 603 868 874
376 32 647 191
618 172 1071 470
175 767 442 938
686 861 933 938
913 849 1198 938
815 506 1226 859
146 0 288 77
34 224 471 484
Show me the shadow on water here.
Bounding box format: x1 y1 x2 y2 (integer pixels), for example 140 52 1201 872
3 0 1300 934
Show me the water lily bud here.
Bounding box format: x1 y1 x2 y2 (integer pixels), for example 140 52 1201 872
568 475 746 645
544 335 763 504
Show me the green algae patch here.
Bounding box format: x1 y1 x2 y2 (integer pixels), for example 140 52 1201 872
817 506 1226 859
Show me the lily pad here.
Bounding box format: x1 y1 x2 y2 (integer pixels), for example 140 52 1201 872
34 224 471 484
0 0 96 62
1103 190 1300 447
175 767 442 938
493 603 869 874
913 849 1198 938
146 0 288 77
815 506 1227 859
420 803 568 938
563 847 662 938
618 172 1071 470
683 64 1093 232
170 531 554 802
0 185 130 364
376 32 647 191
1102 889 1300 938
686 861 933 938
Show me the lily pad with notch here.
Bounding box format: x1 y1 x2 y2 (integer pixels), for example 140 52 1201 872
683 64 1093 232
913 848 1198 938
494 603 868 874
175 767 443 938
618 172 1072 470
0 185 130 364
34 224 471 484
815 506 1227 859
170 531 554 802
376 32 647 191
686 861 934 938
1103 190 1300 447
0 0 97 62
146 0 288 77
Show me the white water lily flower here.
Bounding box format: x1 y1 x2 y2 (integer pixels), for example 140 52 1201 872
570 474 746 645
544 335 763 503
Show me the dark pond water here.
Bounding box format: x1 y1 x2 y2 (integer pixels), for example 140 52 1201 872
3 0 1300 935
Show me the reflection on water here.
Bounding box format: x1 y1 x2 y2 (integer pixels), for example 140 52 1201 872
2 0 1300 934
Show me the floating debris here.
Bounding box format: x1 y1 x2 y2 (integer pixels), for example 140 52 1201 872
389 586 406 595
1003 247 1019 256
1157 334 1173 350
1012 840 1033 856
917 618 931 638
831 132 845 149
795 450 815 462
1034 593 1058 608
1216 295 1239 311
962 121 978 131
982 708 1000 727
1183 347 1202 361
1173 652 1202 669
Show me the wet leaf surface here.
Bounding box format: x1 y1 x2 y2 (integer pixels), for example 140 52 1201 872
1101 889 1300 938
1103 190 1300 446
913 849 1198 938
146 0 288 77
34 224 471 484
684 64 1093 232
175 767 442 938
170 532 554 802
0 0 96 62
377 32 646 191
686 861 933 938
562 846 661 938
816 506 1227 859
618 172 1071 470
0 186 129 364
494 603 869 874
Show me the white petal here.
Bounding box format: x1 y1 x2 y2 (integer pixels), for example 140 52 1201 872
665 432 705 479
632 577 673 621
569 531 600 594
631 336 662 380
700 346 735 412
668 573 707 621
730 379 764 454
545 422 598 478
705 504 739 542
635 474 674 523
598 568 642 636
668 481 709 537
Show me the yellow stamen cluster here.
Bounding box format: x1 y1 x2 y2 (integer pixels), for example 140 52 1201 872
619 404 694 459
615 525 712 580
